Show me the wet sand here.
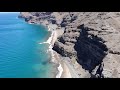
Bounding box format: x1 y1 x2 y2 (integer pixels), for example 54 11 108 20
47 24 74 78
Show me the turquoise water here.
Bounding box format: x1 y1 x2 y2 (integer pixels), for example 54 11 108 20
0 12 54 78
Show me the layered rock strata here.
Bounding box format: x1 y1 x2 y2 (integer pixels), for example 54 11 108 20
19 12 120 78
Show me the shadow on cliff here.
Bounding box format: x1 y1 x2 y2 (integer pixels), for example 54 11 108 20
74 24 108 73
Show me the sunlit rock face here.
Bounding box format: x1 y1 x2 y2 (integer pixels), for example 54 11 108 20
20 12 120 78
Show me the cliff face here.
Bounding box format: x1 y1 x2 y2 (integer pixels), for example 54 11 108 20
20 12 120 78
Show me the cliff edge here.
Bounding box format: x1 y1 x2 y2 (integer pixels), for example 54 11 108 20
19 12 120 78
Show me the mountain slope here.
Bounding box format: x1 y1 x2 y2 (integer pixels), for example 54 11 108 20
19 12 120 78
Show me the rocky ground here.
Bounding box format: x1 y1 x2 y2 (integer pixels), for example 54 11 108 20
19 12 120 78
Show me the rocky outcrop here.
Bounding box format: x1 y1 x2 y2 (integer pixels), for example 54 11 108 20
19 12 120 78
74 24 108 72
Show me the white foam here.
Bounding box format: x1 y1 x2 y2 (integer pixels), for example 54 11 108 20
39 42 47 44
39 29 54 45
48 27 63 78
39 25 63 78
39 42 43 44
56 63 63 78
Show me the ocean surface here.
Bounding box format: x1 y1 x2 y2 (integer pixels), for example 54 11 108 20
0 12 54 78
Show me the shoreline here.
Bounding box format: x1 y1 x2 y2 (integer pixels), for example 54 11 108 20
46 24 73 78
28 21 73 78
39 24 64 78
46 25 64 78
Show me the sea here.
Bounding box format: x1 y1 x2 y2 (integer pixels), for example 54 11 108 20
0 12 55 78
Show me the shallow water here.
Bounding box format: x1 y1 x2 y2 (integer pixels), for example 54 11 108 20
0 12 54 78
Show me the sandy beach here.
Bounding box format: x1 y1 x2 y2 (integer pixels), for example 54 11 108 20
46 24 75 78
39 23 79 78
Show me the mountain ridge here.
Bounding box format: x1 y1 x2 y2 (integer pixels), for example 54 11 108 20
19 12 120 78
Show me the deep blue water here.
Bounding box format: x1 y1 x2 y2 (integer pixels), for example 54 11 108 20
0 12 53 78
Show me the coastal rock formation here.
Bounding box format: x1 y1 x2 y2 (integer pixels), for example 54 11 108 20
19 12 120 78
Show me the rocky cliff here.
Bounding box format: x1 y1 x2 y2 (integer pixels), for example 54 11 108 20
19 12 120 78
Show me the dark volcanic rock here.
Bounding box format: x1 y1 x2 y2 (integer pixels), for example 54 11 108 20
20 12 120 78
74 24 108 72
